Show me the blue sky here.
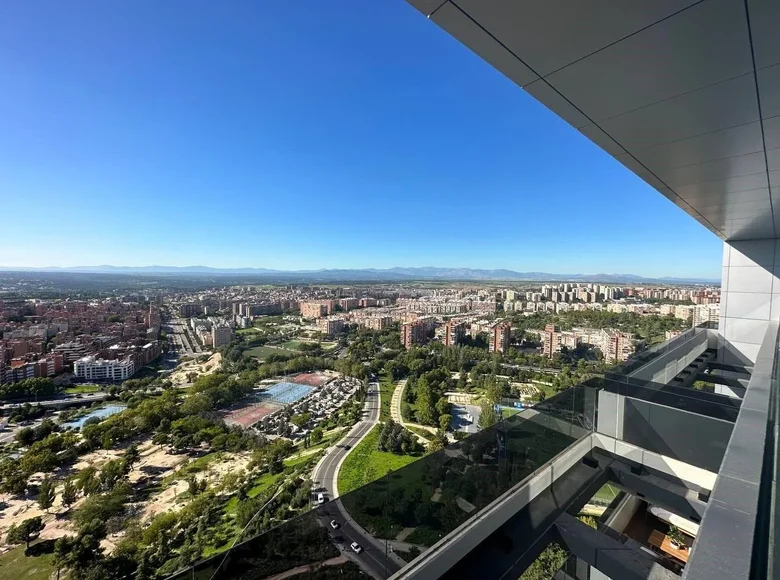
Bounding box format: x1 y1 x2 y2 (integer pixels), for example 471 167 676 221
0 1 722 279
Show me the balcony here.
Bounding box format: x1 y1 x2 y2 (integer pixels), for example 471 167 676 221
167 321 774 580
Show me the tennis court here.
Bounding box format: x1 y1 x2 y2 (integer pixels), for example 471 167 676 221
261 381 314 405
225 403 279 428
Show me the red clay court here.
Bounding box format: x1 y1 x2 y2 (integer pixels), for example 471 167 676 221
292 373 327 387
224 402 280 428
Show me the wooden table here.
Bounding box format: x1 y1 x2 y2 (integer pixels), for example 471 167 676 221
649 530 690 563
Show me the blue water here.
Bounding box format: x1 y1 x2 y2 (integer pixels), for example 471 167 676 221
64 405 127 428
260 382 313 405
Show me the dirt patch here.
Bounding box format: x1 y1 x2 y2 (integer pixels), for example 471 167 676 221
169 352 222 386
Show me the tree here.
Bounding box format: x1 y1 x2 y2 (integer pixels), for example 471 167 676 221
37 477 55 512
438 414 452 432
426 432 447 454
478 400 499 430
310 426 324 444
7 516 44 549
124 443 141 469
76 466 101 496
15 426 35 447
61 479 78 510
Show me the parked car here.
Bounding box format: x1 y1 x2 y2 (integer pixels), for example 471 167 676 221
350 542 363 554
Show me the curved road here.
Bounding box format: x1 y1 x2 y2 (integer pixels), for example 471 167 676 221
311 382 403 579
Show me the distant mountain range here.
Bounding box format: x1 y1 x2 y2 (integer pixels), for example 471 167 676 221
0 265 720 285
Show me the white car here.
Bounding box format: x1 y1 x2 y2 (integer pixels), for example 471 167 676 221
317 493 326 504
350 542 363 554
330 520 340 529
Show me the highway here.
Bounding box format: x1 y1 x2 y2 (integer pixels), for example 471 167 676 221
311 383 403 579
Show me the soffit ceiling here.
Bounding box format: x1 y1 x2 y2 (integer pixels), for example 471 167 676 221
406 0 780 241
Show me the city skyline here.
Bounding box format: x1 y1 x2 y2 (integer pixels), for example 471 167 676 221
0 1 722 279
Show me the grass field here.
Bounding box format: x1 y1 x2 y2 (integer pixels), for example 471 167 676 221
0 544 55 580
64 384 101 394
244 345 294 360
236 327 262 336
280 340 302 350
337 425 421 495
501 407 522 419
378 379 395 421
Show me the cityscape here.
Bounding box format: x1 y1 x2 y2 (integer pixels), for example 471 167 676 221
1 1 777 580
0 272 722 579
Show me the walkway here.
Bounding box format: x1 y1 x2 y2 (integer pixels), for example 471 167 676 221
390 379 438 437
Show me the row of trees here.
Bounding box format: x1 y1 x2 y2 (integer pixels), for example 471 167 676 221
377 420 424 455
0 377 58 402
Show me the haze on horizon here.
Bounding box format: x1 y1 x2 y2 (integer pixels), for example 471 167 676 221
0 1 722 279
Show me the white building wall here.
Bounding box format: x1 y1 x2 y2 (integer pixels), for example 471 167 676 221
720 240 780 365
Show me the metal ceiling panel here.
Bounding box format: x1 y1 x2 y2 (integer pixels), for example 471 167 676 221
765 116 780 150
522 80 590 129
655 152 767 189
543 0 753 121
429 2 539 87
576 124 627 156
600 73 760 149
634 123 765 171
681 187 771 206
747 0 780 70
406 0 780 240
768 149 780 172
452 0 699 77
405 0 446 16
675 173 770 199
758 64 780 119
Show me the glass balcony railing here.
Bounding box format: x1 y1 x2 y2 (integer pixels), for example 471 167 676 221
167 383 597 580
605 322 715 379
167 325 728 580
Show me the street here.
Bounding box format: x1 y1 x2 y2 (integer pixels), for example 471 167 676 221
311 384 403 579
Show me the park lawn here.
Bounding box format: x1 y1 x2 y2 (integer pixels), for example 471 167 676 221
280 340 302 350
378 379 395 421
244 345 293 361
236 327 261 336
320 341 338 351
0 544 55 580
501 407 522 419
247 472 283 500
64 384 101 394
337 425 421 495
283 450 323 469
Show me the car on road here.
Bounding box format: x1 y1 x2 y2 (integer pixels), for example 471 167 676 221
317 493 327 504
350 542 363 554
330 520 340 529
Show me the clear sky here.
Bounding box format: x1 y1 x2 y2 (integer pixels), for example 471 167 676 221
0 1 722 279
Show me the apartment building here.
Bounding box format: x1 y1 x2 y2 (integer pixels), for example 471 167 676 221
300 301 328 319
693 304 720 328
401 319 432 349
603 331 635 364
74 355 135 382
318 316 345 337
443 321 466 347
489 321 511 354
542 324 562 358
339 298 360 311
211 324 233 348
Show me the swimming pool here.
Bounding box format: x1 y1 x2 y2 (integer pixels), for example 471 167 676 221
64 404 127 428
